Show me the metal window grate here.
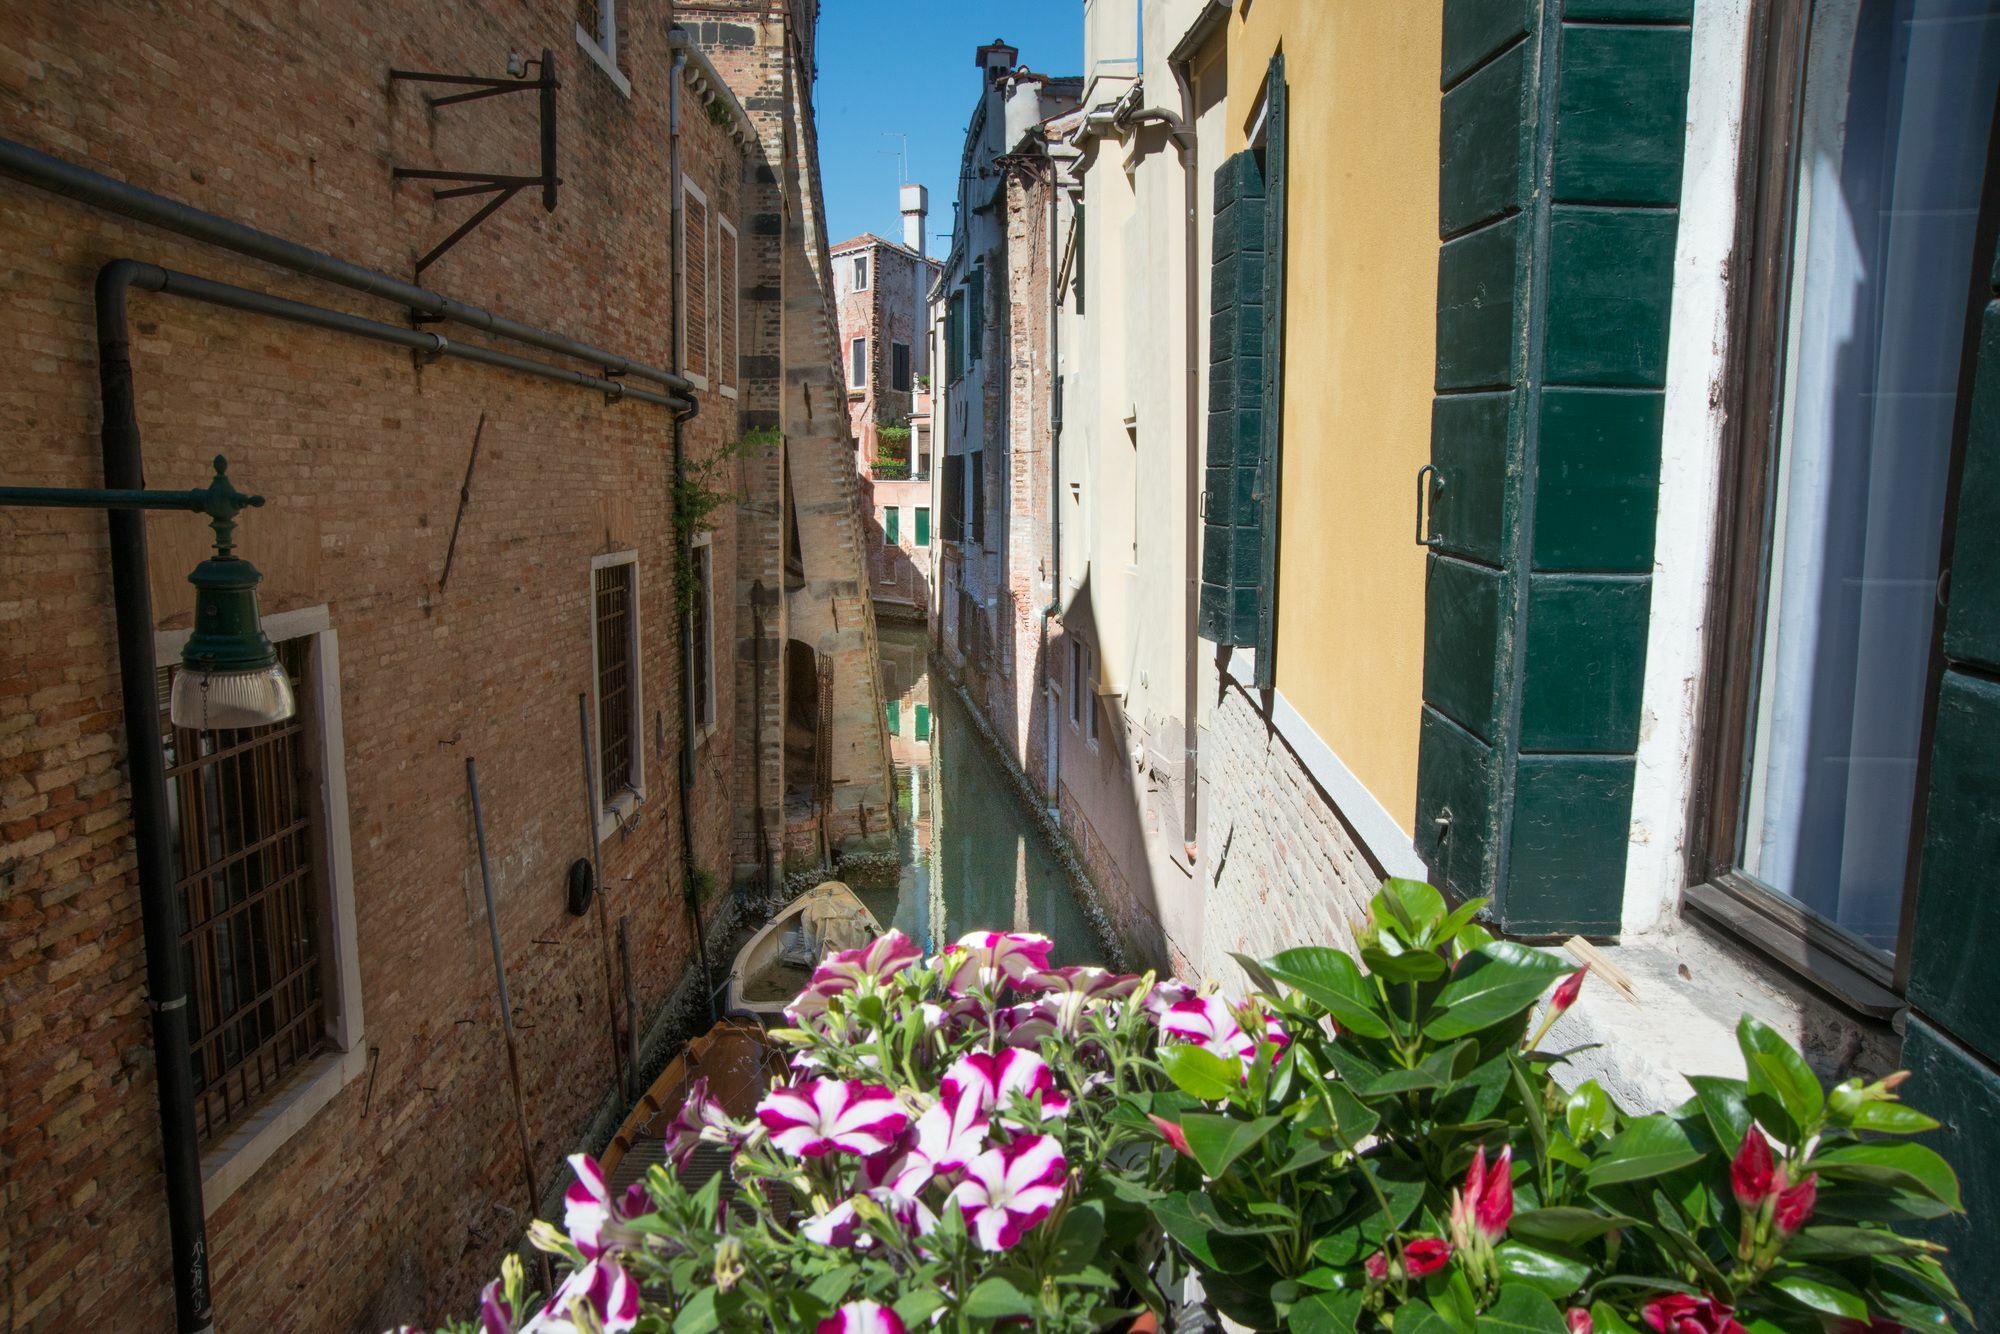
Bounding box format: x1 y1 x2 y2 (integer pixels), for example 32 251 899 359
577 0 604 43
159 638 325 1147
596 562 636 800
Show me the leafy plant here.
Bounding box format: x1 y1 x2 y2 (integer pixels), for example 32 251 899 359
1141 880 1970 1332
673 428 774 615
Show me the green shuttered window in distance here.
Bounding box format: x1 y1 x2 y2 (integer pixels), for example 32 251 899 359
915 506 930 548
884 506 899 547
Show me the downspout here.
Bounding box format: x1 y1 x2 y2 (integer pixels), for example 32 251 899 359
1041 154 1063 808
1110 96 1202 861
98 259 214 1334
666 31 716 1020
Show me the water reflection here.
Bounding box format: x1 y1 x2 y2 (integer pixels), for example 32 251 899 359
867 625 1096 965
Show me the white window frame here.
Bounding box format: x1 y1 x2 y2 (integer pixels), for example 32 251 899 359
850 336 869 389
591 550 646 837
575 0 631 97
156 605 366 1214
853 254 870 290
718 215 740 400
679 178 711 392
690 532 718 743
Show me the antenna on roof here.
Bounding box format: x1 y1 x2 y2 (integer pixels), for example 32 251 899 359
880 132 909 184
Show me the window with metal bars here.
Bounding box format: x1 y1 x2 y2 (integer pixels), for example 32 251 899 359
594 558 640 803
160 637 325 1147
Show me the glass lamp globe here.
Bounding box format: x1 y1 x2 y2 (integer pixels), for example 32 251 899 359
167 541 296 730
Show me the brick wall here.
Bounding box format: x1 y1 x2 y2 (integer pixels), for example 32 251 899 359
0 2 756 1327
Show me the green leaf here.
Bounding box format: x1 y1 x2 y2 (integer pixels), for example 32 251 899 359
1360 1040 1475 1097
964 1277 1039 1318
1429 943 1573 1040
1846 1100 1941 1135
1564 1080 1617 1143
807 1266 860 1305
1393 1300 1462 1334
1160 1043 1242 1102
1380 877 1449 939
1263 947 1393 1038
1585 1114 1702 1186
1766 1266 1868 1319
1782 1224 1935 1260
1686 1075 1752 1153
1737 1015 1825 1139
1812 1141 1963 1209
1588 1303 1643 1334
893 1289 947 1326
1181 1112 1284 1178
1286 1288 1365 1333
673 1288 719 1334
1508 1207 1639 1245
1476 1284 1570 1333
1054 1199 1105 1269
1229 951 1281 995
1494 1242 1589 1301
1362 941 1450 984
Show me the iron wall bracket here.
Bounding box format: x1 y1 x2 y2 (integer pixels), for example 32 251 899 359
390 49 560 278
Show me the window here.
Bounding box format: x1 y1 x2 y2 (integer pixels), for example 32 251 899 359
891 341 912 392
884 505 900 547
689 534 716 738
681 180 711 390
718 217 739 398
850 336 868 389
853 255 870 290
157 606 363 1203
915 506 930 548
915 703 931 742
957 588 978 659
1068 636 1100 746
968 450 986 547
915 424 932 480
592 553 644 821
1694 0 2000 999
942 453 965 542
885 700 901 736
575 0 629 95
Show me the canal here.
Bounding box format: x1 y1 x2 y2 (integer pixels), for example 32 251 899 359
860 623 1101 967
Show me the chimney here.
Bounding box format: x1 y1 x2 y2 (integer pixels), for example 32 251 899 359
900 184 929 257
975 38 1018 86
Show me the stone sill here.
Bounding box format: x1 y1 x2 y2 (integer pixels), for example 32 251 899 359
1535 914 1901 1115
203 1042 367 1213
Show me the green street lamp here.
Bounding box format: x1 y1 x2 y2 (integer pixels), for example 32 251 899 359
0 454 294 728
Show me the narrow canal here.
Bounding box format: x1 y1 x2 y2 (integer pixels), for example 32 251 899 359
862 623 1100 966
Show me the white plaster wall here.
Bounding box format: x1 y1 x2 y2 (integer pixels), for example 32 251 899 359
1625 0 1754 934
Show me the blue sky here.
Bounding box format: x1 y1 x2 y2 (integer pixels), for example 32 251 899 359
815 1 1084 251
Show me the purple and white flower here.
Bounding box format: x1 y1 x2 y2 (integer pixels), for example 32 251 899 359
786 931 924 1022
478 1277 514 1334
943 931 1055 996
523 1259 639 1334
1142 978 1199 1018
663 1076 742 1170
801 1189 939 1250
817 1302 907 1334
561 1153 640 1259
945 1048 1071 1123
1159 996 1289 1075
950 1134 1070 1252
757 1080 910 1158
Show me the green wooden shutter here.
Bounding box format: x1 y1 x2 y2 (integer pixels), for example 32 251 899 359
969 264 986 366
886 700 900 736
915 704 930 741
1197 147 1269 647
947 292 963 381
885 506 899 546
915 506 930 547
1415 3 1687 933
1254 56 1288 690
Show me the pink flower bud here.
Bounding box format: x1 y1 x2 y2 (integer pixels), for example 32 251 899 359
1774 1171 1817 1235
1474 1145 1513 1242
1551 965 1588 1016
1403 1237 1453 1277
1149 1114 1191 1158
1566 1309 1593 1334
1730 1126 1777 1210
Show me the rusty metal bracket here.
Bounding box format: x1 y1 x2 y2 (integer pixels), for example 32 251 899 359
390 49 560 277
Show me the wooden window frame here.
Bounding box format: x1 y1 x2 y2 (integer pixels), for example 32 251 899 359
679 179 711 392
1688 0 2000 1017
718 216 739 400
591 551 645 834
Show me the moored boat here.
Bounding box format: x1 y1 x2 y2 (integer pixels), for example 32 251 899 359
724 880 883 1019
599 1019 786 1199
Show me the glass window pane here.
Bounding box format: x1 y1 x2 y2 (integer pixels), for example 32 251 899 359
1742 0 2000 951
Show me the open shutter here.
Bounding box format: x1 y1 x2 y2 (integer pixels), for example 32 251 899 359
1254 55 1288 689
884 506 899 547
969 264 986 367
1197 148 1269 647
915 506 930 547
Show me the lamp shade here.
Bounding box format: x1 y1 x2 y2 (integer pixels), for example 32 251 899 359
168 549 296 729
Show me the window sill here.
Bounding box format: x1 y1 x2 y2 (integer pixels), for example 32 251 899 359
599 788 643 841
574 27 632 97
1682 879 1902 1020
202 1042 366 1214
1535 920 1901 1115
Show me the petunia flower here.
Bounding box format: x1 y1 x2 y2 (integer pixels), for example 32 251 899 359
1158 996 1288 1076
1730 1126 1777 1210
663 1076 744 1170
944 1048 1071 1122
478 1277 514 1334
787 931 925 1022
818 1302 907 1334
757 1081 910 1158
1142 978 1198 1017
523 1259 640 1334
911 1084 989 1177
944 931 1055 995
562 1153 642 1259
950 1134 1069 1251
803 1190 939 1250
1773 1171 1816 1235
1639 1293 1747 1334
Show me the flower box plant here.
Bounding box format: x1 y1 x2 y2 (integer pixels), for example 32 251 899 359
1138 880 1970 1332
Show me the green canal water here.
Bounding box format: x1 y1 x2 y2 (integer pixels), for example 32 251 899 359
860 624 1100 966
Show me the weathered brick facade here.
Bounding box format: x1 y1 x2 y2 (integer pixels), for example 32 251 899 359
0 1 876 1326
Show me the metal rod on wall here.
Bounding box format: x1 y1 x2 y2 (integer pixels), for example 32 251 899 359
464 757 555 1297
577 694 629 1100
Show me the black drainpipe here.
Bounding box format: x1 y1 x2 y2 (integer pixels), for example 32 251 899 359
97 259 215 1334
667 31 716 1020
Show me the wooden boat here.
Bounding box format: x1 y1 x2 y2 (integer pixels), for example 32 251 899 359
724 880 883 1019
600 1018 788 1199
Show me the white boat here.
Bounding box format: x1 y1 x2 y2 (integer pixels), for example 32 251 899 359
725 880 883 1018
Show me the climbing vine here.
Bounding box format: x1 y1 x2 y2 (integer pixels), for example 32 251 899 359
674 427 777 615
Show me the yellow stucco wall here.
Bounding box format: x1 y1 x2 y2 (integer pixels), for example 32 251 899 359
1227 2 1441 834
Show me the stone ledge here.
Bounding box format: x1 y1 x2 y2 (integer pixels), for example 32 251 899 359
1536 914 1899 1115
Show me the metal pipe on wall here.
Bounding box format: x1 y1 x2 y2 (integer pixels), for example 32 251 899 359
0 137 694 398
